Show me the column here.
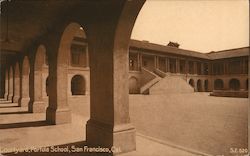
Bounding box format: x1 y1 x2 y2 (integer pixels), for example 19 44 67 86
193 62 197 75
19 73 30 107
19 57 30 107
7 67 13 101
29 68 45 112
4 69 9 100
201 63 204 75
176 59 180 73
137 52 141 71
29 45 46 113
86 45 89 68
166 58 170 72
154 56 158 69
13 63 20 103
185 60 189 74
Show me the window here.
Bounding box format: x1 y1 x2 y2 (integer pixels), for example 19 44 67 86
71 44 87 67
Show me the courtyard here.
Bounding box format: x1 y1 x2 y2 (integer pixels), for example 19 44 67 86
0 93 247 156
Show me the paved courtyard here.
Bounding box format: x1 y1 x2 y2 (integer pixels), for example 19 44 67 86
130 93 248 156
0 93 248 156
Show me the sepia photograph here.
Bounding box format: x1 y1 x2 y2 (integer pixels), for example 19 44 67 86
0 0 249 156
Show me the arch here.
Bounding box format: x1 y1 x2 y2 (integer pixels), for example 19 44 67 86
214 79 224 90
129 76 139 94
204 79 209 92
71 75 86 95
197 79 202 92
189 79 194 88
229 78 240 91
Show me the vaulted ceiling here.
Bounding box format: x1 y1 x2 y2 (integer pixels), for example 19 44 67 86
0 0 124 66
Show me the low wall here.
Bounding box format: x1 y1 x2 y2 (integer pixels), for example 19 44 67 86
210 90 248 98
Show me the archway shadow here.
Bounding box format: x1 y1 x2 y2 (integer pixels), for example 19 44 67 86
0 111 30 115
2 141 114 156
0 120 49 129
0 105 19 108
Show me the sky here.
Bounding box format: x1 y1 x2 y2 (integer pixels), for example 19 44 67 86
131 0 249 53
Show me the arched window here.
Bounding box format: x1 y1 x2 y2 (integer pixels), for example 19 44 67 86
129 77 139 94
229 79 240 91
204 80 209 92
71 75 86 95
189 79 194 88
197 79 202 92
214 79 224 90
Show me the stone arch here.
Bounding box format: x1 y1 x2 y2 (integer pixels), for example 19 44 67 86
46 22 87 124
71 75 86 95
189 79 194 88
45 1 145 153
204 79 209 92
13 62 20 103
229 78 240 91
129 76 139 94
214 79 224 90
19 56 30 107
197 79 202 92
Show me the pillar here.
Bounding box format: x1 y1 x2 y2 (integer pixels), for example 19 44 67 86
85 1 144 154
7 67 13 101
154 56 158 69
4 69 9 100
137 52 141 71
201 63 204 75
176 59 180 73
166 58 170 72
19 56 30 107
13 63 20 103
193 62 197 75
86 46 89 68
29 45 46 113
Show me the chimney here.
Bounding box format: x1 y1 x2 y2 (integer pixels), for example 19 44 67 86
167 41 180 48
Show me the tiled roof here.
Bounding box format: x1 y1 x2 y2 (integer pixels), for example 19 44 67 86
206 47 249 59
129 39 249 60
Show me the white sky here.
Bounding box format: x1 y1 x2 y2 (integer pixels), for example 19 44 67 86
131 0 249 53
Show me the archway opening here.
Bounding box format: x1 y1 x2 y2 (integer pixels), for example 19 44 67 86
214 79 224 90
71 75 86 95
189 79 194 88
229 79 240 91
129 77 139 94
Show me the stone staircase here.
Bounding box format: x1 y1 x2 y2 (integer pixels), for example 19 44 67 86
140 68 194 95
140 68 162 94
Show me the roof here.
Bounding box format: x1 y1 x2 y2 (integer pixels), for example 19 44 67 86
129 39 249 60
206 47 249 59
129 39 209 59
